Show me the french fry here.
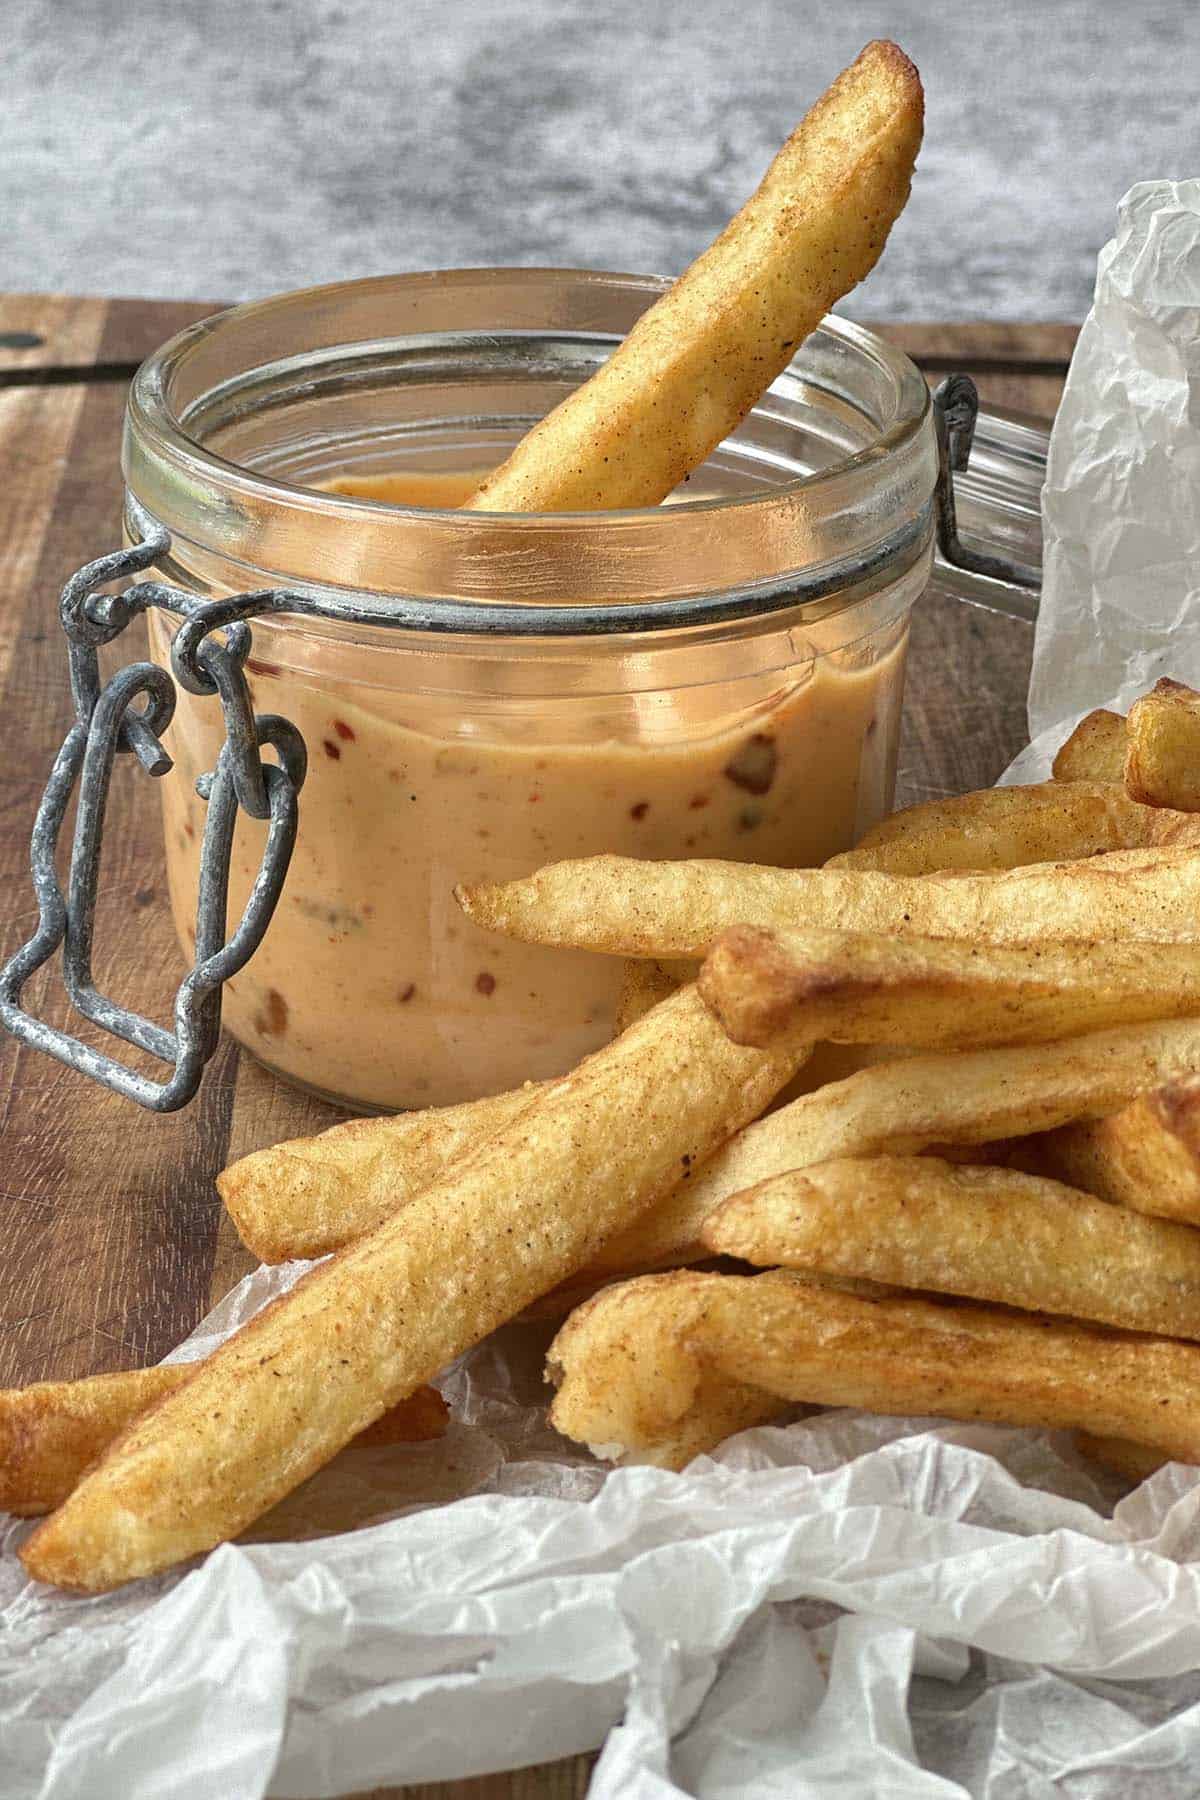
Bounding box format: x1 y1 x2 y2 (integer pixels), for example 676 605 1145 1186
224 960 681 1265
466 42 922 513
1052 709 1127 784
703 1156 1200 1340
620 1376 789 1472
1125 679 1200 811
224 967 683 1268
591 1018 1200 1275
697 922 1200 1049
1031 1074 1200 1225
548 1270 1200 1464
455 844 1200 959
614 959 679 1034
0 1370 448 1518
829 780 1197 875
1074 1432 1169 1483
22 987 807 1591
219 1080 547 1263
223 1020 1200 1280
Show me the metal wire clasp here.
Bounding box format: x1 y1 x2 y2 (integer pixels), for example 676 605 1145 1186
932 374 1041 613
0 503 307 1111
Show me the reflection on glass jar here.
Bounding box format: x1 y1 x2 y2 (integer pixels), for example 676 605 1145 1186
126 270 937 1111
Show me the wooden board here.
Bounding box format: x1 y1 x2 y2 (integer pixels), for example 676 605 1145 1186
0 296 1061 1799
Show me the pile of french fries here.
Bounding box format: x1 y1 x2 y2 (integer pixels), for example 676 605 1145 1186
9 679 1200 1589
526 685 1200 1466
11 43 1199 1600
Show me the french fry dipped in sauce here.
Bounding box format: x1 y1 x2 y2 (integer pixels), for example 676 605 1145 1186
162 40 924 1114
468 40 923 512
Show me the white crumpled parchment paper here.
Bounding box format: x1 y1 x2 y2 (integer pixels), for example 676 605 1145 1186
8 181 1200 1798
9 1258 1200 1798
1004 176 1200 783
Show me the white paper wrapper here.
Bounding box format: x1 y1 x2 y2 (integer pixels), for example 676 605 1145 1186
9 1269 1200 1798
1004 177 1200 783
9 180 1200 1799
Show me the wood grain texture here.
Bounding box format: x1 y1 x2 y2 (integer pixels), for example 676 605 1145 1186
0 304 240 1390
0 294 112 371
0 298 1056 1799
0 298 109 689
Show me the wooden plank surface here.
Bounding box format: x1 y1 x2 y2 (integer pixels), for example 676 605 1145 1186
0 296 1059 1799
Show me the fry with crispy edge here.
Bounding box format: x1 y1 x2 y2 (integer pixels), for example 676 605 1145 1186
614 959 679 1033
226 785 1157 1268
594 1018 1200 1275
703 1156 1200 1340
831 779 1198 875
1125 679 1200 811
626 1376 790 1471
697 922 1200 1050
1052 710 1127 784
222 973 685 1266
22 986 807 1591
548 1271 1200 1463
0 1371 447 1517
223 964 676 1265
466 43 921 513
219 1081 547 1263
455 844 1200 958
223 1018 1200 1274
1029 1073 1200 1225
1122 676 1200 813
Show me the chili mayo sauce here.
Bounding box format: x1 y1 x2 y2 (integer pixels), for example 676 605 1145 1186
152 471 905 1111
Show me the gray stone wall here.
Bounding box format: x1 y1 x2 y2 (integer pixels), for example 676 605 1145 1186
5 0 1198 317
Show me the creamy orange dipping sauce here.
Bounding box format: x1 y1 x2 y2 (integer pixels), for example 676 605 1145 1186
152 472 908 1111
324 471 486 507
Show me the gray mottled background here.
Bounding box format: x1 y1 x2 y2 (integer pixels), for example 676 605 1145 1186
5 0 1199 318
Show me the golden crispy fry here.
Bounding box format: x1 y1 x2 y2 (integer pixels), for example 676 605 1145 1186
593 1019 1200 1275
1074 1432 1170 1482
230 1025 1200 1285
829 780 1198 875
1125 679 1200 811
23 987 806 1591
466 43 922 513
704 1156 1200 1340
1032 1074 1200 1225
698 922 1200 1050
622 1376 789 1471
455 844 1200 959
222 1008 1200 1287
219 1081 546 1262
0 1370 447 1517
614 960 679 1034
1052 710 1127 784
0 1368 182 1519
549 1270 1200 1463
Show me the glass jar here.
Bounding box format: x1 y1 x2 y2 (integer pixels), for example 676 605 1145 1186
124 269 937 1112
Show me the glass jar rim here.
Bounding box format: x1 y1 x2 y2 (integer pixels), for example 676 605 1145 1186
131 268 931 523
124 268 936 619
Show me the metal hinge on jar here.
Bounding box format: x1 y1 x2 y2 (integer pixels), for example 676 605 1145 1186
0 378 1039 1111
